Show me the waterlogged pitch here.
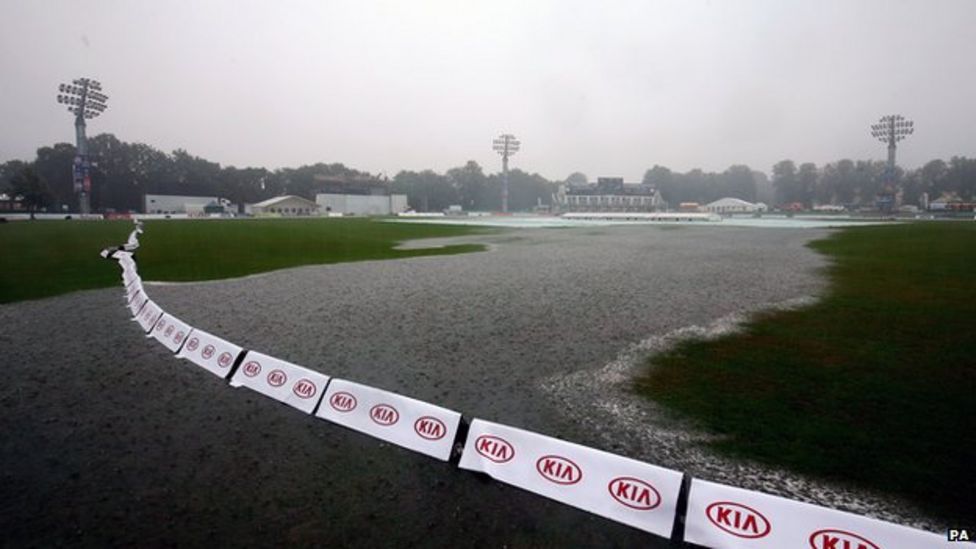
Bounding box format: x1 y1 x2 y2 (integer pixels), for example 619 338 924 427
638 221 976 523
0 217 487 303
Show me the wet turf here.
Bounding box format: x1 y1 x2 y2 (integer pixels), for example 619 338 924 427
636 221 976 522
0 218 487 303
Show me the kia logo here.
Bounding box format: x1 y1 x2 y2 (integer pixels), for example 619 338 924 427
243 361 261 377
186 337 200 352
217 352 233 368
267 369 287 387
414 416 447 440
706 502 771 539
536 455 582 485
475 435 514 463
608 477 661 510
292 379 317 399
174 331 185 344
370 404 399 426
164 324 175 337
330 392 357 412
201 345 216 360
809 529 880 549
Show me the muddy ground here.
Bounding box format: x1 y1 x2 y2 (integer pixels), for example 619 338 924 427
1 225 935 547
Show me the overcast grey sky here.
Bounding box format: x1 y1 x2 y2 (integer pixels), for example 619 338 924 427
1 0 974 181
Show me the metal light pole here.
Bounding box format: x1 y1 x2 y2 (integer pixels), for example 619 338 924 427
870 114 913 215
57 78 108 214
492 133 520 213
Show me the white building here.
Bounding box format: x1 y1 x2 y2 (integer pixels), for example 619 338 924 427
703 197 767 214
315 193 408 216
554 178 664 212
249 195 319 216
812 204 845 213
144 194 225 214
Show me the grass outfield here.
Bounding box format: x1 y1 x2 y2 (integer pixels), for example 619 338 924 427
636 221 976 521
0 218 488 304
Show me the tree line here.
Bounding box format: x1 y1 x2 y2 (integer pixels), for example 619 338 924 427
1 133 973 214
768 158 976 208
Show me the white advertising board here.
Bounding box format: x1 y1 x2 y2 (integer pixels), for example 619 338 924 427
684 478 962 549
124 279 143 304
135 299 164 333
176 328 244 379
123 229 141 251
229 351 329 414
316 379 461 461
459 419 683 538
128 291 149 317
148 313 193 353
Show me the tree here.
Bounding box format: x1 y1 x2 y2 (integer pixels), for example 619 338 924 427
722 165 759 202
280 162 368 200
219 166 273 213
752 170 774 205
32 143 77 211
170 149 221 197
88 133 172 212
851 160 886 205
772 160 799 205
900 168 925 207
564 172 588 186
10 167 54 217
797 163 818 207
945 156 976 201
643 165 677 204
392 170 456 212
820 159 855 205
920 159 948 200
447 161 486 210
0 160 29 192
489 169 555 211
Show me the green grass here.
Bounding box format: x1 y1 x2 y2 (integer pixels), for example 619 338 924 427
635 222 976 521
0 218 488 304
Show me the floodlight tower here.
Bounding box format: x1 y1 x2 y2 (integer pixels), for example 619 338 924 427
869 114 913 215
56 78 109 214
492 133 520 213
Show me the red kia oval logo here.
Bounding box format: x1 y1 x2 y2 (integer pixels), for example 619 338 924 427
706 502 771 539
267 369 287 387
330 391 357 412
164 324 175 337
536 455 582 485
475 435 514 463
201 345 215 360
243 361 261 377
809 529 879 549
217 352 233 368
292 379 317 399
174 331 185 344
608 477 661 510
414 416 447 440
186 337 200 352
370 404 399 426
